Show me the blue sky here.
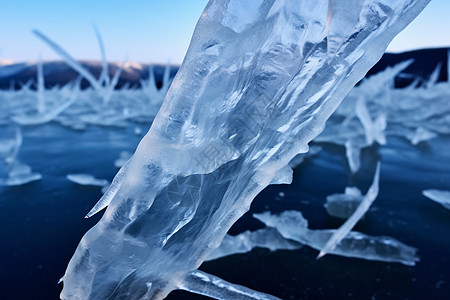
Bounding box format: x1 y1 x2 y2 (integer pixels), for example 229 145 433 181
0 0 448 64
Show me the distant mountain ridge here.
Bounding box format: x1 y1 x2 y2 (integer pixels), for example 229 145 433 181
0 61 178 90
366 47 449 87
0 48 448 90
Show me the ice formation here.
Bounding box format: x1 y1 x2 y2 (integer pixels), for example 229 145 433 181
57 1 429 299
288 145 322 168
206 228 301 261
254 210 419 266
0 160 42 186
315 56 450 173
114 151 133 168
318 163 380 258
5 28 175 130
0 124 41 186
66 174 109 187
325 187 364 219
324 164 380 219
422 189 450 210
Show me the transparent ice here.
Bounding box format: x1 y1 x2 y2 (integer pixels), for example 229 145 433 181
56 1 430 299
206 228 301 262
324 163 380 219
66 174 109 187
325 187 364 219
422 189 450 210
254 210 419 266
0 124 41 186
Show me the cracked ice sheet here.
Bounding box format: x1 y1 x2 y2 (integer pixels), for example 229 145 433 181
254 210 419 266
60 1 430 299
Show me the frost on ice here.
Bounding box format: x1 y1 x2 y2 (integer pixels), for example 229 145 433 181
59 1 430 299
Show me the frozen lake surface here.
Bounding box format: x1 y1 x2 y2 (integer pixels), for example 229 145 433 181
0 122 449 299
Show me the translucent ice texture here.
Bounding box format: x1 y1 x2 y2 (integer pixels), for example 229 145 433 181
422 189 450 210
324 163 380 219
325 187 364 219
66 174 109 187
0 160 42 186
61 1 429 299
206 228 301 261
315 55 450 170
254 210 419 266
0 124 42 186
318 163 380 258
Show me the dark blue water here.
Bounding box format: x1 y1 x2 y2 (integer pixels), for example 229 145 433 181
1 124 449 299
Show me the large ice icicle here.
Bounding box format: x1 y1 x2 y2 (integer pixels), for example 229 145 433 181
61 1 430 299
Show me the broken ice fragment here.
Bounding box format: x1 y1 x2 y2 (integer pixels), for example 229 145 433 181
206 228 301 261
345 139 362 174
325 187 363 219
318 162 380 258
12 96 77 126
422 189 450 210
254 210 419 266
0 125 41 186
410 127 437 145
37 55 46 114
0 124 22 165
32 29 102 91
180 270 281 300
66 174 109 187
93 24 110 88
355 97 386 146
0 161 42 186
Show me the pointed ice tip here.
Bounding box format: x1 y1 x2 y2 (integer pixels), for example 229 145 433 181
58 276 64 284
85 209 96 218
316 251 326 260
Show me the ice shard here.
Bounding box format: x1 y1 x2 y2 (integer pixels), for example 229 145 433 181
325 187 364 219
0 124 42 186
206 228 301 261
318 162 380 258
66 174 109 187
422 189 450 210
254 210 419 266
60 1 430 299
324 163 380 219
